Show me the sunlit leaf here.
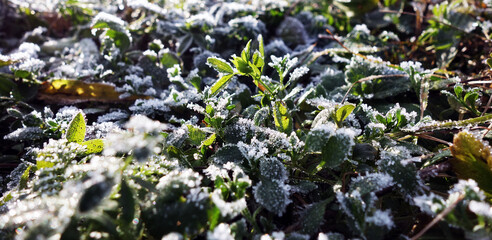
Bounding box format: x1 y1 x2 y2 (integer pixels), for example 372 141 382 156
273 101 292 133
66 112 86 143
38 79 148 103
450 131 492 194
81 139 104 154
210 74 234 96
335 104 355 124
207 57 234 74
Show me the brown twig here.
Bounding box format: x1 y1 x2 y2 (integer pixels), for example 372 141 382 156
410 193 465 240
414 133 452 146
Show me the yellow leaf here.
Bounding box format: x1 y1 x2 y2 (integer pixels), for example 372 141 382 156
450 131 492 194
38 79 150 104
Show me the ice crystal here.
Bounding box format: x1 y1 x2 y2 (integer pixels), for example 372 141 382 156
128 0 167 16
13 58 45 72
289 66 309 82
365 209 394 229
4 127 44 141
449 179 485 201
204 164 229 181
92 12 126 29
207 223 234 240
352 24 371 35
130 98 171 116
413 193 445 216
211 189 247 217
468 201 492 219
156 169 202 190
97 110 129 123
237 137 269 162
259 157 287 181
350 172 394 195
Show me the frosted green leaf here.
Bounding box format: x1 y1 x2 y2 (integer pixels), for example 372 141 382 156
81 139 104 154
253 179 291 216
19 165 32 190
210 74 234 96
212 145 245 165
36 160 55 169
207 57 234 74
299 199 330 235
317 130 355 171
187 125 207 146
253 107 270 126
66 112 86 143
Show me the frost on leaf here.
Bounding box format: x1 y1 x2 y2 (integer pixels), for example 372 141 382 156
298 199 330 235
377 146 424 199
143 169 210 238
259 157 287 181
253 179 291 216
345 56 409 99
305 124 358 170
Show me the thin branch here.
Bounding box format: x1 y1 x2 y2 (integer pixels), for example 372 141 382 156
410 193 465 240
414 133 452 146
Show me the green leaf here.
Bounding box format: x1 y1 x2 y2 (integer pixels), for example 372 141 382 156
241 40 252 62
210 74 234 96
232 57 252 75
207 57 234 74
0 58 18 67
207 206 221 230
252 51 264 68
253 179 290 216
253 107 270 126
81 139 104 154
299 199 330 235
487 58 492 69
201 133 216 147
273 101 292 133
106 29 131 51
66 112 86 143
0 192 13 207
37 160 55 169
212 145 245 165
177 33 194 55
450 131 492 194
187 125 207 146
19 165 32 190
454 84 463 98
79 180 113 213
334 104 356 124
464 92 479 106
258 34 264 60
160 51 181 68
119 178 136 224
317 131 354 171
0 76 19 98
14 70 32 79
305 127 334 153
